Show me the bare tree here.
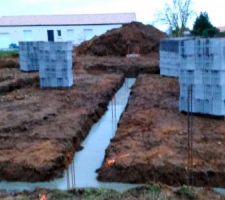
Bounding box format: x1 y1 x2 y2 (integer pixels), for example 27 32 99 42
158 0 193 36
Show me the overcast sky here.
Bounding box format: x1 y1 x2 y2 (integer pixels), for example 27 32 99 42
0 0 224 30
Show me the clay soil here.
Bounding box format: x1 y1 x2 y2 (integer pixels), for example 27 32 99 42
0 62 124 181
0 52 159 182
76 22 166 56
98 74 225 187
0 57 19 70
75 54 159 76
0 57 38 93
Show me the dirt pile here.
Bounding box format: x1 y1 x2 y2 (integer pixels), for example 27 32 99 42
75 22 166 56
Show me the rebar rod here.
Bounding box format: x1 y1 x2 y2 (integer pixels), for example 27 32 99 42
187 84 193 186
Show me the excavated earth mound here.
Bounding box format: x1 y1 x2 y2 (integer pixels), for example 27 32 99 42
75 22 167 56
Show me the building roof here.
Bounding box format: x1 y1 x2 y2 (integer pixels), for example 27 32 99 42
218 26 225 32
0 13 136 27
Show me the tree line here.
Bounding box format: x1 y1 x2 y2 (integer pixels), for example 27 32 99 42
158 0 222 37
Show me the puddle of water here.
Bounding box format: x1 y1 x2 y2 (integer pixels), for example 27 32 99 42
214 188 225 196
0 78 140 192
68 78 139 192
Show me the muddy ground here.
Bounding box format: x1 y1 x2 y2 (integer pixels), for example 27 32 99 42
98 74 225 187
0 57 19 70
0 62 124 181
1 54 224 200
0 185 224 200
0 53 159 182
74 54 159 76
0 57 38 93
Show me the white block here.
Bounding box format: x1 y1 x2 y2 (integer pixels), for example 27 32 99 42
212 100 225 116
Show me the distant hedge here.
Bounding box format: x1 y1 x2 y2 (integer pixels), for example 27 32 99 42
0 50 19 58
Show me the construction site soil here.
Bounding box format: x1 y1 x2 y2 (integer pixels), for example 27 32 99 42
0 57 38 93
75 22 166 56
0 52 160 182
98 75 225 187
75 54 159 76
1 52 225 200
0 59 124 181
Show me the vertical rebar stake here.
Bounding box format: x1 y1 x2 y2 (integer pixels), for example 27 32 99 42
114 96 117 124
67 167 70 190
187 84 193 187
71 161 74 188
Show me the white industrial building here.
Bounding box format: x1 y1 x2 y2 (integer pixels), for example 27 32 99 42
0 13 136 49
218 26 225 32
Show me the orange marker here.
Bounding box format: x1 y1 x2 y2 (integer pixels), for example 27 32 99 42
106 159 115 167
40 194 47 200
